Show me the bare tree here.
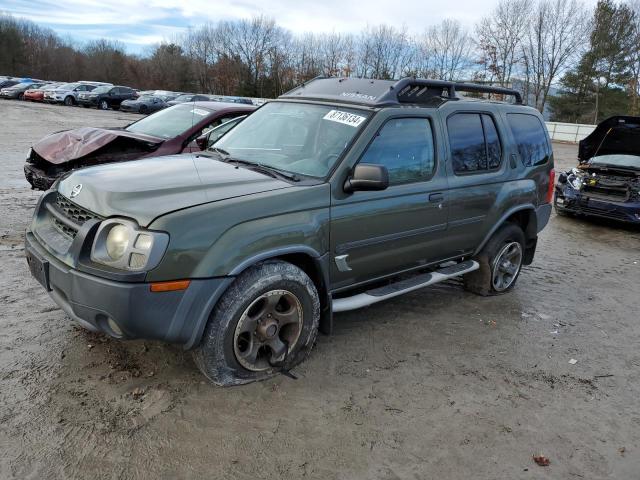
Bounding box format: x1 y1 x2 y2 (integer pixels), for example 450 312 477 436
475 0 531 86
418 19 474 81
521 0 590 111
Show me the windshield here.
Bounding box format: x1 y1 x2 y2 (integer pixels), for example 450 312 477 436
174 94 194 102
57 83 78 90
137 95 154 101
589 154 640 170
92 86 111 94
126 103 212 138
214 102 370 177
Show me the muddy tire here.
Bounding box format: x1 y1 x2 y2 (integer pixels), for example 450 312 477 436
464 223 525 296
64 96 74 106
193 260 320 386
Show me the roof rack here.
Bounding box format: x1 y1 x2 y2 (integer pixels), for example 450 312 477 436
281 77 523 107
379 78 523 105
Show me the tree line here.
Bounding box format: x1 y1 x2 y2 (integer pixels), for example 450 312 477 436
1 0 639 123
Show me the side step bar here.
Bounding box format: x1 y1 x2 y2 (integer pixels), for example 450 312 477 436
332 260 479 312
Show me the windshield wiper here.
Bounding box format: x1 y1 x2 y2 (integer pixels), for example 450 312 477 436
209 146 231 157
223 157 300 182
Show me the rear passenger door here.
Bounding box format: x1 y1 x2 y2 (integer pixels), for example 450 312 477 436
444 111 508 254
330 116 450 290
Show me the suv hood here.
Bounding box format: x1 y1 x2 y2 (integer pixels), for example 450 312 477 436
579 116 640 161
57 154 293 226
33 127 164 164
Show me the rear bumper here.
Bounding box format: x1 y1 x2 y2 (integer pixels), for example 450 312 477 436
25 231 233 349
555 186 640 223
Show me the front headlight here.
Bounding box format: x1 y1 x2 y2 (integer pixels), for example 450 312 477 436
106 224 130 260
91 219 168 271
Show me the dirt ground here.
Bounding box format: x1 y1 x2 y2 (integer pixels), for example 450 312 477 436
1 101 639 479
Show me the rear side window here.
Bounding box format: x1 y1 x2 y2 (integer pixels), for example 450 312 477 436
507 113 550 166
448 113 502 173
360 118 435 184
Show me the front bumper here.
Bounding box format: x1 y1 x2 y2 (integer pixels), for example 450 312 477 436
555 185 640 223
25 231 233 348
78 97 98 106
24 163 58 190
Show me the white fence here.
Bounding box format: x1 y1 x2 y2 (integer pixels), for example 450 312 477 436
545 121 596 143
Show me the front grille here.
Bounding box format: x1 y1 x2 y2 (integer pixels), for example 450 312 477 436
582 185 628 200
51 194 102 238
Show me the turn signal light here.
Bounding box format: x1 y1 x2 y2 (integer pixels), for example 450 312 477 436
150 280 191 292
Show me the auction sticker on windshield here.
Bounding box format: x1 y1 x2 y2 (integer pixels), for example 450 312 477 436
323 110 366 127
191 108 209 116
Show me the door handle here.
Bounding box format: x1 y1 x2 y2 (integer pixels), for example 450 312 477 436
510 154 517 168
428 192 444 203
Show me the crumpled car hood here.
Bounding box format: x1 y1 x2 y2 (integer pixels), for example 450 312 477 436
57 154 293 226
579 116 640 161
32 127 164 164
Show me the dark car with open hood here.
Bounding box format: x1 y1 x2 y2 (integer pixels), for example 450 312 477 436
24 101 256 190
25 77 554 385
555 116 640 224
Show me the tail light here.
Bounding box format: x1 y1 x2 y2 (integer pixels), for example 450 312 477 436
545 169 556 203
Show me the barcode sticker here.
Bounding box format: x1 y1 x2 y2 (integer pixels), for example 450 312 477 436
323 110 366 127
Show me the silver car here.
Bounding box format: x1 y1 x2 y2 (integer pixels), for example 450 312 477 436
44 81 111 106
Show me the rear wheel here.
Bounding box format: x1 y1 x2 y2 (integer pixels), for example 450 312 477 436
193 260 320 386
464 223 525 296
17 93 24 101
64 96 74 106
139 105 148 114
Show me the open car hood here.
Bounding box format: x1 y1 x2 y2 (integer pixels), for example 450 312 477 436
32 127 164 164
579 116 640 162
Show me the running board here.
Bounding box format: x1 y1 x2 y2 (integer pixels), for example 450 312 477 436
332 260 479 312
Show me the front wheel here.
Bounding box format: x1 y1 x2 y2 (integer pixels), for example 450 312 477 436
193 260 320 386
464 223 525 296
64 96 75 106
99 100 109 110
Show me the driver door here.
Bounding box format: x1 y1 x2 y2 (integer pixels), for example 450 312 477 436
330 117 450 290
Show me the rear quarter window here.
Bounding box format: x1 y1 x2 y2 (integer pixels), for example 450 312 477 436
507 113 550 167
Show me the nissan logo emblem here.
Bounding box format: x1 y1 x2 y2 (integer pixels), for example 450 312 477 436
70 184 83 198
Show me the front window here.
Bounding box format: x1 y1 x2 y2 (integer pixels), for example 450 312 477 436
174 94 194 102
126 104 213 138
214 102 370 177
91 86 111 94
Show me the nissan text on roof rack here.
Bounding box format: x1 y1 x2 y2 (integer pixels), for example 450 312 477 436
25 77 554 385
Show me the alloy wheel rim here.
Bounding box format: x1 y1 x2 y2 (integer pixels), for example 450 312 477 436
491 241 523 292
233 289 303 371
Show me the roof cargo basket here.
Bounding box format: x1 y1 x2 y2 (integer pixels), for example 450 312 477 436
379 78 523 106
281 76 523 107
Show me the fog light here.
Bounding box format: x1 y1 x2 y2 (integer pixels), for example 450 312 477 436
107 317 123 336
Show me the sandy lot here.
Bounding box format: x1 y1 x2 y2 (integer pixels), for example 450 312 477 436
1 101 639 479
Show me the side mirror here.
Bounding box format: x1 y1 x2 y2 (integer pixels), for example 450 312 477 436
344 164 389 193
195 133 208 150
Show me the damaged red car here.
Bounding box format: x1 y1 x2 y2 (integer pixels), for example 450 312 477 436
24 101 255 190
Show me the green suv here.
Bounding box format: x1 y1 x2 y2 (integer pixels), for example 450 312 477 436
25 78 554 385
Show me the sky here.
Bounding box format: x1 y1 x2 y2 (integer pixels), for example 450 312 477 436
3 0 598 54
